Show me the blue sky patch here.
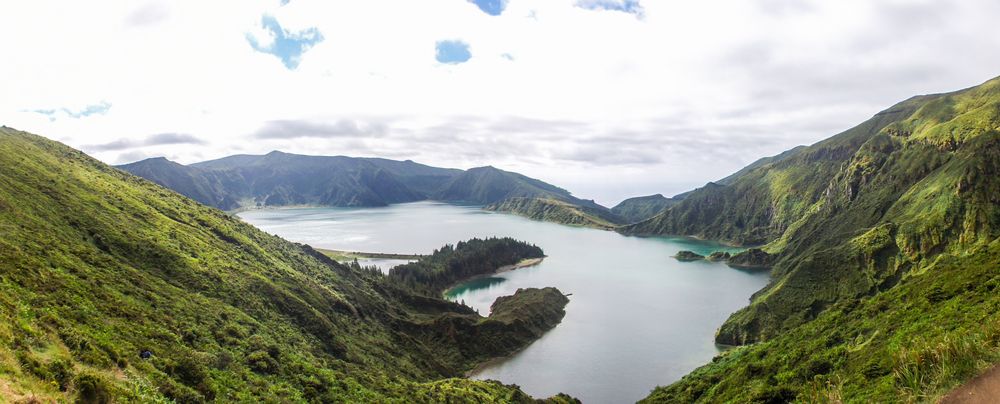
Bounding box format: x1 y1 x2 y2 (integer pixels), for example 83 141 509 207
575 0 644 17
467 0 506 16
32 101 111 121
435 40 471 64
247 15 324 69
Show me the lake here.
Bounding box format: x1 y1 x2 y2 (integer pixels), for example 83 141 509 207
238 202 770 403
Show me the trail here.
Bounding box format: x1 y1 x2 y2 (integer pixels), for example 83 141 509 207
940 364 1000 403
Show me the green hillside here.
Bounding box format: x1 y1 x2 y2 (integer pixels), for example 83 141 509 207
610 194 680 224
0 127 575 402
434 166 573 205
484 197 623 230
640 77 1000 402
116 157 246 210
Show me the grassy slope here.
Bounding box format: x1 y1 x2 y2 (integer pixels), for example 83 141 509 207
610 194 679 224
621 98 927 245
642 77 1000 402
484 197 622 230
0 127 575 403
645 240 1000 403
434 166 576 206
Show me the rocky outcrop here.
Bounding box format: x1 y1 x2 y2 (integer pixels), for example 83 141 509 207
706 251 731 262
673 250 705 261
726 248 773 270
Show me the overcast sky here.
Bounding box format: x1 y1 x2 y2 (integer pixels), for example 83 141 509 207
2 0 999 205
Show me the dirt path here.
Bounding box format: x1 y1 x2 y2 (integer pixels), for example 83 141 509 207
940 364 1000 403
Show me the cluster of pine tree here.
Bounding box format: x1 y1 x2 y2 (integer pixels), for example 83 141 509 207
387 237 544 295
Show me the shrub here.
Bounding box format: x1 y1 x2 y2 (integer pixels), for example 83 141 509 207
74 373 111 404
247 350 279 374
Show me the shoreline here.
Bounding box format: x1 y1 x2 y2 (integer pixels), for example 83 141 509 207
315 248 424 261
234 204 746 251
464 344 531 377
441 257 546 299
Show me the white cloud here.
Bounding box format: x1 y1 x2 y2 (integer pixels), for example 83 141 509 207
1 0 999 205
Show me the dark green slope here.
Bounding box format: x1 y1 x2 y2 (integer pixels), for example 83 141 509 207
621 98 925 245
437 166 622 227
120 153 618 226
434 166 576 205
610 194 680 224
120 152 454 210
642 77 1000 402
117 157 245 210
121 152 622 230
0 127 575 402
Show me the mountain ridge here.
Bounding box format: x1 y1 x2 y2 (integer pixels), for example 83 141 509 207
120 152 622 228
639 76 1000 402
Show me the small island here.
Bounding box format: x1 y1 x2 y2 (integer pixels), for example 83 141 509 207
673 250 706 261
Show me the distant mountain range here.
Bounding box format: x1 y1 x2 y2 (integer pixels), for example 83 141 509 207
118 152 640 228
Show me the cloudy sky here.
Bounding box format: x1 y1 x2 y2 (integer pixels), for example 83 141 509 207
2 0 999 205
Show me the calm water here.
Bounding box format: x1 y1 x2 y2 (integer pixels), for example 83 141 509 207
239 202 769 403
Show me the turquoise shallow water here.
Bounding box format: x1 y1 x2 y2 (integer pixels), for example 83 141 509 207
239 201 769 403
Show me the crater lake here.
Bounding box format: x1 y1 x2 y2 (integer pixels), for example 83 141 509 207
238 201 769 403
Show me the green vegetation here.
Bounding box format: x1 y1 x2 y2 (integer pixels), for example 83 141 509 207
611 194 680 224
639 77 1000 402
644 240 1000 403
673 251 705 261
706 251 731 262
485 197 623 230
388 237 545 295
118 151 444 209
434 166 578 205
0 127 574 402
